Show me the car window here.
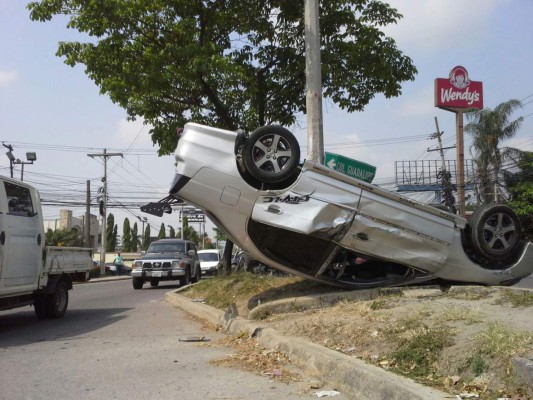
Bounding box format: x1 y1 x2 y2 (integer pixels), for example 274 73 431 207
198 253 219 262
148 242 185 253
5 182 34 217
247 220 335 274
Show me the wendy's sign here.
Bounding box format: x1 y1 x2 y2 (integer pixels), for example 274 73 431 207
435 66 483 110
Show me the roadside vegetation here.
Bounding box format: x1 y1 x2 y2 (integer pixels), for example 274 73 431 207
182 274 533 399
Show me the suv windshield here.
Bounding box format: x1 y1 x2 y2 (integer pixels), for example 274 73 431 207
148 242 185 253
198 252 219 262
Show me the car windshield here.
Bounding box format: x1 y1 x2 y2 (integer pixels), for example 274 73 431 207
198 253 219 262
148 242 185 253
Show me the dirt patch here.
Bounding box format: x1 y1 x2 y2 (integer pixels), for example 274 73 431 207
183 275 533 399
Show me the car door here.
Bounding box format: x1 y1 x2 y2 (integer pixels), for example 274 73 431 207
251 166 361 240
0 179 43 288
338 185 455 271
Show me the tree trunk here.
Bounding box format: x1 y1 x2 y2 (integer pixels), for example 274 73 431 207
220 240 234 276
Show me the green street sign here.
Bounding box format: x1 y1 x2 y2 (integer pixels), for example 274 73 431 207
324 152 376 183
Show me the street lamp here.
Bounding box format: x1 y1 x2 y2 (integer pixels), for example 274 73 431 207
167 224 174 237
14 152 37 181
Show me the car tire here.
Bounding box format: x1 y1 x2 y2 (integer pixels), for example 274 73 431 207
132 277 144 290
44 280 69 319
469 204 522 261
150 279 159 287
242 125 300 184
179 267 191 287
191 265 201 283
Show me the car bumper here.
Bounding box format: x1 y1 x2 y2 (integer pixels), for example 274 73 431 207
132 269 185 279
201 266 218 275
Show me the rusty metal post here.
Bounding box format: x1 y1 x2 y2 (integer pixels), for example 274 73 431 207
455 111 465 216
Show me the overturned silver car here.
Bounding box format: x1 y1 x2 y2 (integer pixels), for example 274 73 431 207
147 123 533 289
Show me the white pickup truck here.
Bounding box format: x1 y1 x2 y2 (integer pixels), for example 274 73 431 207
0 176 92 319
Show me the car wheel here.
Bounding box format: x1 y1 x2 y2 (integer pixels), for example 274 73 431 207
469 204 522 261
191 265 201 283
179 267 191 287
132 277 144 290
242 125 300 184
150 279 159 287
44 280 69 319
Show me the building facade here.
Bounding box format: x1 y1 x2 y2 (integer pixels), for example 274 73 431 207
43 209 101 252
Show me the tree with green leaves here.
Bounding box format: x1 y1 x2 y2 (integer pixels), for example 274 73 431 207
178 217 199 243
131 222 139 252
213 227 227 244
465 99 524 205
122 217 132 252
112 224 118 252
504 151 533 240
46 228 84 247
158 223 166 240
28 0 416 154
143 224 151 251
105 213 115 252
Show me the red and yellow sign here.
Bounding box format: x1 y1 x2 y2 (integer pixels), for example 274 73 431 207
435 66 483 110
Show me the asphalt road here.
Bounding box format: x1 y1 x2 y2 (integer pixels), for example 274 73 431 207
0 280 347 400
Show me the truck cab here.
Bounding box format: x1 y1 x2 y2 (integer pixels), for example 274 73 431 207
0 177 43 295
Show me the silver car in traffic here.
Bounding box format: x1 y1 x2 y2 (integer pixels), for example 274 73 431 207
148 123 533 289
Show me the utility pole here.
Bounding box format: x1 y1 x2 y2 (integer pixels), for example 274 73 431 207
85 180 91 248
137 216 147 249
87 149 123 275
304 0 324 163
428 117 456 212
2 143 15 178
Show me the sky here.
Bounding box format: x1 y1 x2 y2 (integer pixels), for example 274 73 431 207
1 0 532 244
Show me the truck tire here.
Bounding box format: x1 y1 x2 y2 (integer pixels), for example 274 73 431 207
132 277 144 289
150 279 159 287
33 295 47 319
44 280 69 319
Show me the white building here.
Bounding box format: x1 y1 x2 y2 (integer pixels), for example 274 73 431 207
43 209 101 252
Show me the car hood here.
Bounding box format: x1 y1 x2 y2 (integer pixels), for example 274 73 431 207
141 252 187 260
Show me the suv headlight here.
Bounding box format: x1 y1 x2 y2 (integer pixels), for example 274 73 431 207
133 261 143 269
172 260 186 269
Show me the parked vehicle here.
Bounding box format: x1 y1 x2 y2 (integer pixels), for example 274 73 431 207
0 176 92 318
131 239 200 289
109 263 132 276
144 123 533 290
231 251 247 271
231 250 275 274
197 249 222 275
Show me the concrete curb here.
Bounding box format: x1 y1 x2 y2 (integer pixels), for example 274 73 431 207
86 276 132 283
165 289 451 400
247 287 402 319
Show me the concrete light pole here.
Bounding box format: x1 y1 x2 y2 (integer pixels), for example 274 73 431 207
87 149 123 275
304 0 324 163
